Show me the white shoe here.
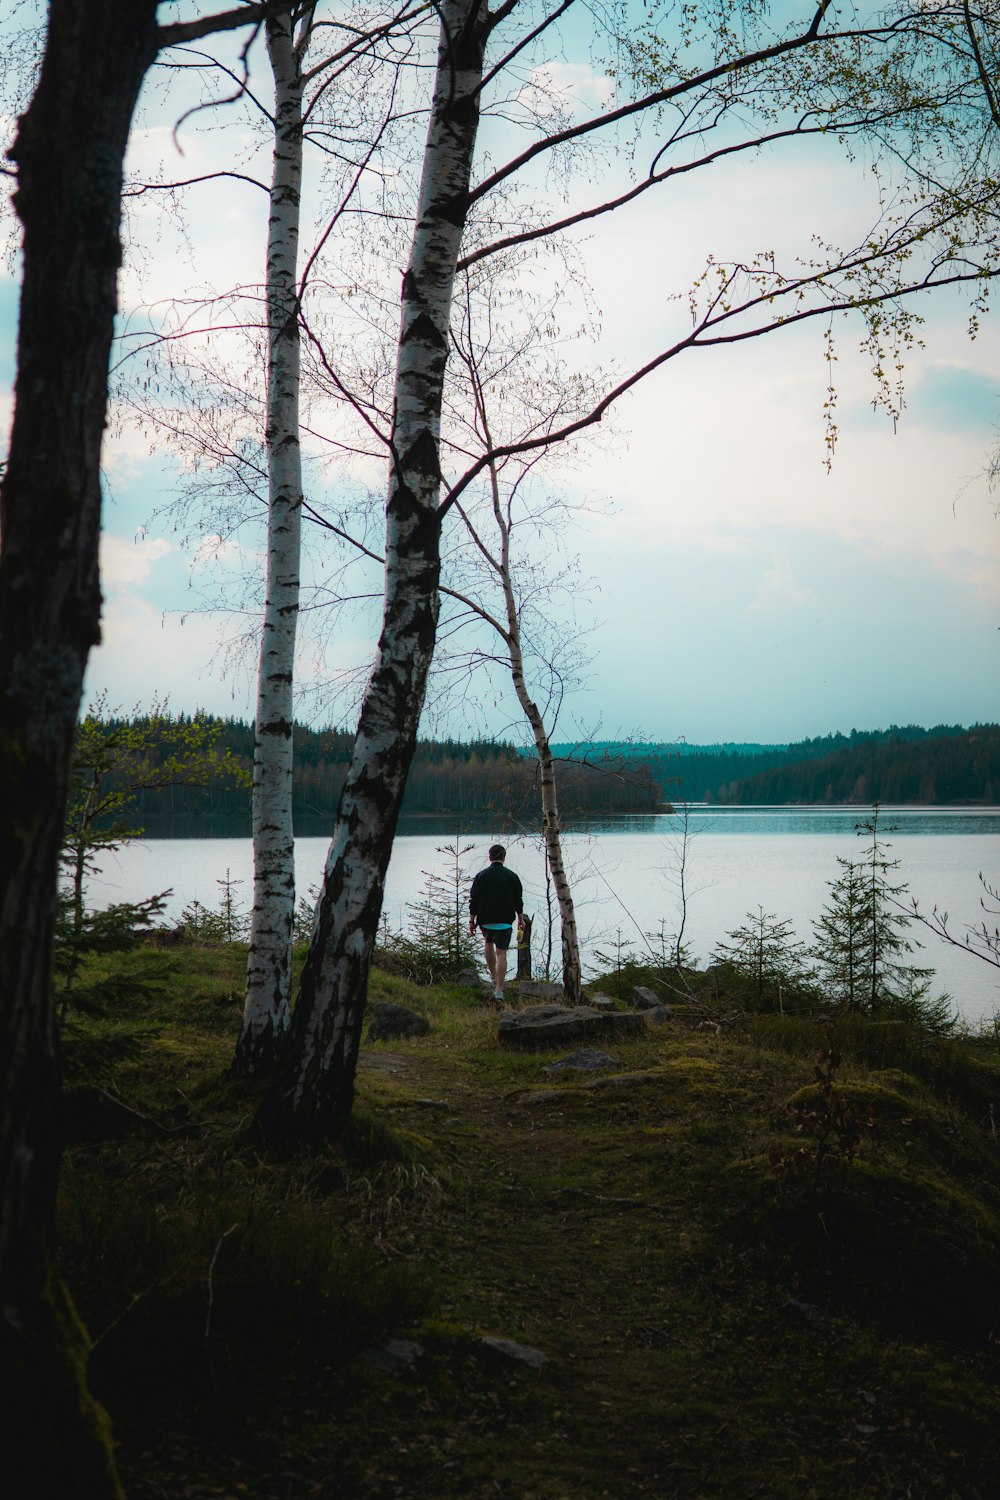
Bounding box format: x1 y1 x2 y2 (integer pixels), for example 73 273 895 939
493 990 504 1002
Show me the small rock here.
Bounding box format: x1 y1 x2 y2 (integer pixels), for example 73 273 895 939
366 1001 430 1042
455 967 482 988
478 1335 550 1369
356 1051 408 1073
584 1071 663 1091
644 1004 673 1025
542 1048 618 1074
361 1338 426 1373
631 986 665 1011
782 1298 824 1324
586 993 617 1011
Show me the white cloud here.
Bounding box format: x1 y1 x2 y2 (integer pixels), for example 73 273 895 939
190 531 263 576
694 532 754 557
745 555 814 615
523 62 615 116
100 532 172 591
87 593 255 718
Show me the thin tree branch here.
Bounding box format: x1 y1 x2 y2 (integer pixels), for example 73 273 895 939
962 0 1000 129
439 248 999 519
157 2 294 49
467 4 855 207
124 170 269 197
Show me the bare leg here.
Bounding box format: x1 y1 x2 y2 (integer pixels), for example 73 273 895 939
482 936 498 988
493 947 508 994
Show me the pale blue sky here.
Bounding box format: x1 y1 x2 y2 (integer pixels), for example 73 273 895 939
2 3 998 744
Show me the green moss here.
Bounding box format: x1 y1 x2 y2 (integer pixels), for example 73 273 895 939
5 1257 123 1499
53 947 1000 1499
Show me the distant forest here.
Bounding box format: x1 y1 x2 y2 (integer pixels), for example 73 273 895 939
112 718 663 832
92 718 999 836
564 723 1000 806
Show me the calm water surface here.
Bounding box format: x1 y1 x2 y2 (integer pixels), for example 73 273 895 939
87 807 1000 1025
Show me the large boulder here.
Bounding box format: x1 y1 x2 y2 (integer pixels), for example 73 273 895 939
366 1001 431 1042
512 980 564 1001
498 1003 645 1050
632 987 674 1023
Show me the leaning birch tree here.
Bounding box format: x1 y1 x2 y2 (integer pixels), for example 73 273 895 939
0 4 291 1491
463 445 587 1003
440 269 603 1005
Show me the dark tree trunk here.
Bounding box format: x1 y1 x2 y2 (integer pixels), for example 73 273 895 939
0 4 159 1493
517 914 533 980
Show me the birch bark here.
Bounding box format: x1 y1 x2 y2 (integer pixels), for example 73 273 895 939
485 461 585 1005
235 6 313 1074
258 0 490 1135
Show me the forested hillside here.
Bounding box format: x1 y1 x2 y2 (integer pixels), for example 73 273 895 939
84 718 998 830
556 725 997 804
715 724 999 804
94 717 662 830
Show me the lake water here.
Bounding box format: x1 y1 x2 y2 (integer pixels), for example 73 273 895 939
86 806 1000 1026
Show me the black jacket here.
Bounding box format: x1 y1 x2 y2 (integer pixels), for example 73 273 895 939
469 862 523 927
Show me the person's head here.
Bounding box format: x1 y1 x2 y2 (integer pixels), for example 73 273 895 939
488 844 506 863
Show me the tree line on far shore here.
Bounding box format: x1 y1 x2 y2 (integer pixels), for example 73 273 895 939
81 716 1000 833
576 724 1000 807
89 714 663 829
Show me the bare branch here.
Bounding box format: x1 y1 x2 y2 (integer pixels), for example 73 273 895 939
468 5 855 208
157 2 294 50
962 0 1000 129
124 170 269 197
441 230 999 519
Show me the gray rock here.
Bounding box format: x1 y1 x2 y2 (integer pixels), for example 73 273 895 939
541 1048 618 1074
366 1001 431 1042
478 1335 550 1369
583 1071 663 1090
644 1004 673 1025
512 979 564 1000
517 1070 665 1105
498 1003 645 1050
361 1337 426 1373
455 967 482 988
631 986 665 1010
357 1051 408 1074
782 1298 824 1324
586 993 618 1011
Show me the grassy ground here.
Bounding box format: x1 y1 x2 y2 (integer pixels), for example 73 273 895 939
58 945 1000 1499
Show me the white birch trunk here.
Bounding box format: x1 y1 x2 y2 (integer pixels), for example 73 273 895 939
258 0 490 1134
514 682 584 1003
236 9 311 1073
486 467 584 1005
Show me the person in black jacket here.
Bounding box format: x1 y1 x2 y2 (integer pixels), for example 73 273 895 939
468 843 524 1003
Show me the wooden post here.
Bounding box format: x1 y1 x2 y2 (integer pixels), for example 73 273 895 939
516 913 533 980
